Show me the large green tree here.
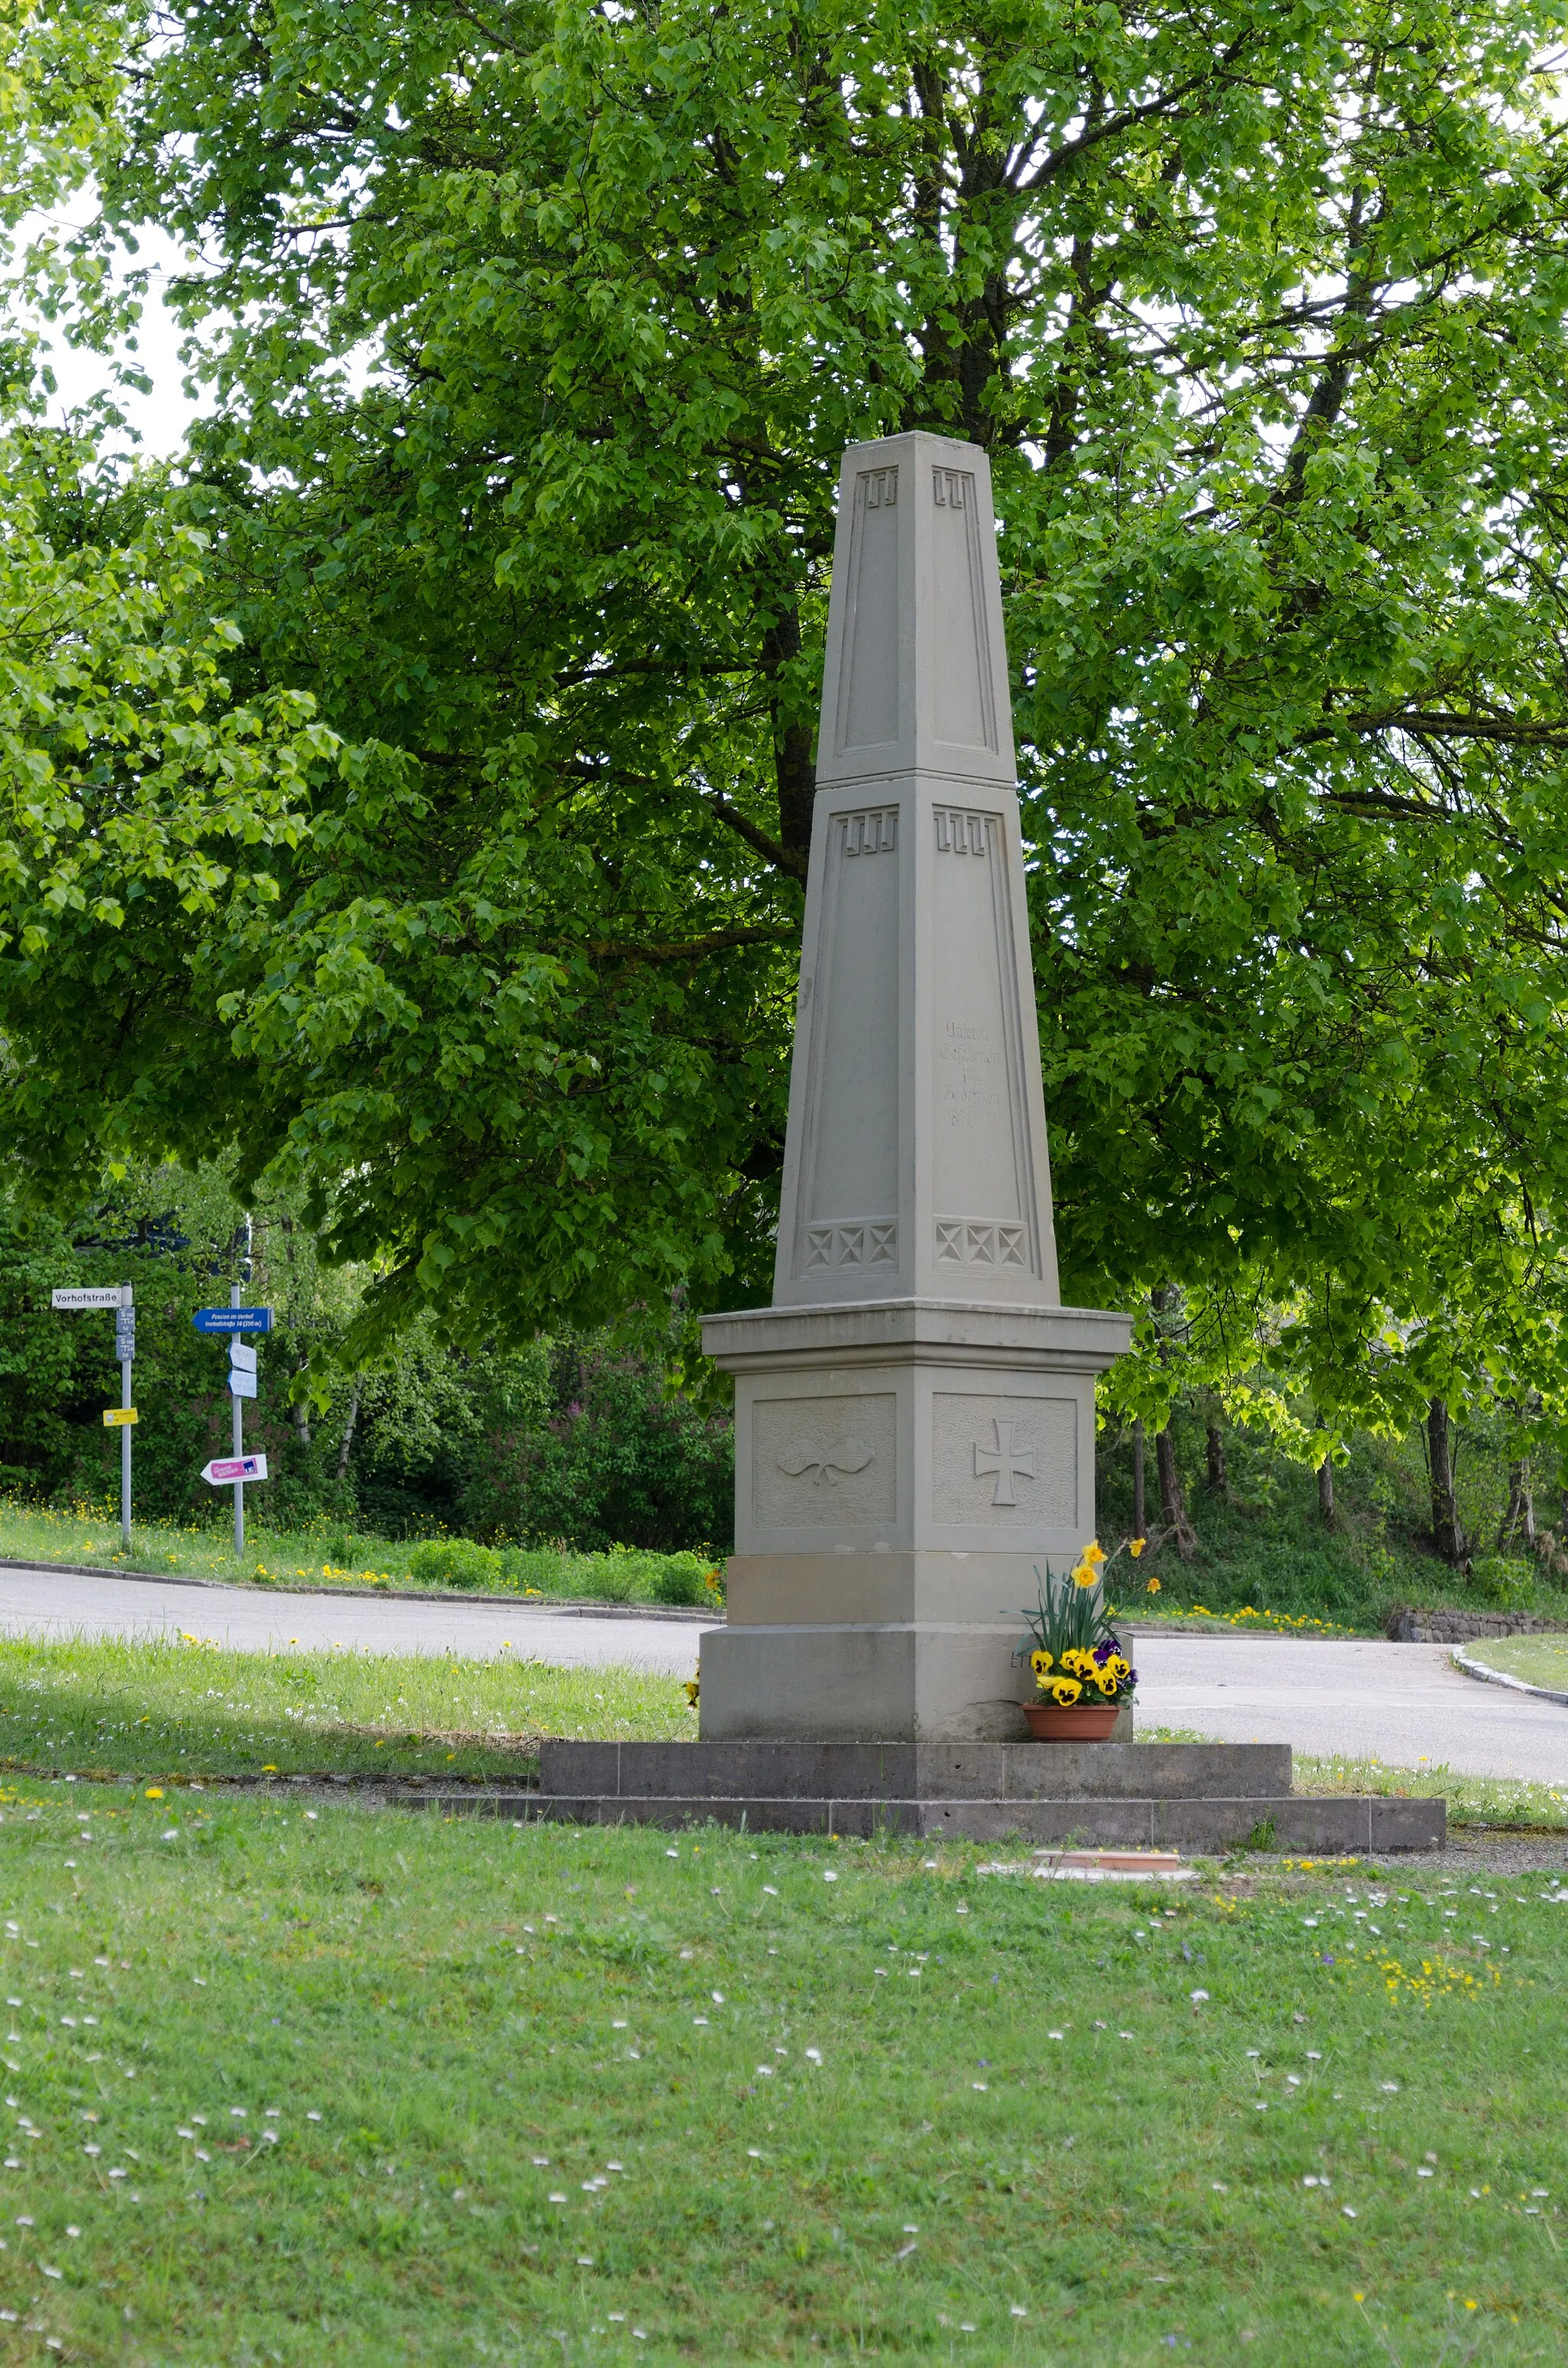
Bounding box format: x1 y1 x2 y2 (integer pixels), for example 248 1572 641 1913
7 0 1568 1382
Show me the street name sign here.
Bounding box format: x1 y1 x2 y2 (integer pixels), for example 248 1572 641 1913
193 1307 273 1335
51 1288 123 1311
201 1454 268 1485
102 1408 139 1428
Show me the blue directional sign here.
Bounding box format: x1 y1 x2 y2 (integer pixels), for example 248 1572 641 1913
192 1307 273 1335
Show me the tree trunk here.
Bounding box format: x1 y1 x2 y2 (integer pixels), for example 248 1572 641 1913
1132 1420 1146 1540
1318 1456 1334 1525
336 1376 361 1483
292 1358 312 1450
1206 1422 1227 1496
1499 1461 1535 1551
761 605 816 865
1426 1398 1465 1564
1155 1424 1197 1559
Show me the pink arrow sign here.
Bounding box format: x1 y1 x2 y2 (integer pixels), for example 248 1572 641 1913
201 1454 269 1485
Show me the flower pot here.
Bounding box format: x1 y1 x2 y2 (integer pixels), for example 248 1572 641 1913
1023 1702 1122 1740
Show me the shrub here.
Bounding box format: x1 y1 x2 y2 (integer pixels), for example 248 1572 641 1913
577 1552 639 1603
648 1553 714 1607
1468 1553 1532 1610
407 1537 502 1591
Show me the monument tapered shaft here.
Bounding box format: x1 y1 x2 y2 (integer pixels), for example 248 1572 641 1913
699 433 1130 1743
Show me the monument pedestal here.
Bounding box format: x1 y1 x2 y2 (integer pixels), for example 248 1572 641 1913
699 1296 1129 1742
522 1740 1444 1850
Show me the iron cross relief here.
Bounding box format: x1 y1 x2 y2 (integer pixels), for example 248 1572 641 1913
973 1418 1037 1506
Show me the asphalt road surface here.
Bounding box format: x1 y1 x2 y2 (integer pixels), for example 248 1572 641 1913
0 1562 708 1676
1132 1629 1568 1787
0 1565 1561 1784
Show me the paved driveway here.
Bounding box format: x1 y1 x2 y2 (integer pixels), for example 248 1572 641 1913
1132 1630 1568 1787
0 1562 709 1676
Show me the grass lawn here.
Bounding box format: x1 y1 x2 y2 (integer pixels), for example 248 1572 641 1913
0 1791 1554 2363
0 1640 697 1785
1465 1637 1568 1695
0 1647 1559 1836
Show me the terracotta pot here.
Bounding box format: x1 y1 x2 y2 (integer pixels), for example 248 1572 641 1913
1023 1701 1122 1740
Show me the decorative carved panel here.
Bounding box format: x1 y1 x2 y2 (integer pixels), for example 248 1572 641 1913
753 1394 897 1526
930 1394 1076 1528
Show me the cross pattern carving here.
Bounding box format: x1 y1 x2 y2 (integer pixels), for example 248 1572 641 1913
805 1219 897 1270
936 1218 1027 1270
973 1417 1037 1507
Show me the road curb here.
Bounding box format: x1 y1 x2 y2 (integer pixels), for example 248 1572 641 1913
1452 1647 1568 1709
0 1553 717 1625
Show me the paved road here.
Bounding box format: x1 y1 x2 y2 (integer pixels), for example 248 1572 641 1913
0 1566 1562 1784
0 1563 708 1676
1132 1630 1568 1787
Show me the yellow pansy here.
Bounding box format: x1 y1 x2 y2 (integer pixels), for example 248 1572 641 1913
1030 1649 1054 1676
1047 1678 1083 1707
1095 1672 1119 1696
1107 1655 1131 1680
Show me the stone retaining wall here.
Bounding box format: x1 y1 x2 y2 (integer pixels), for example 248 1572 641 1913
1385 1604 1568 1644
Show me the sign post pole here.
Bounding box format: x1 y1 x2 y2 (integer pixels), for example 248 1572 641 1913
230 1280 244 1557
118 1284 133 1551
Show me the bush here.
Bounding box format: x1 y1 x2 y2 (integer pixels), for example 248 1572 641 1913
648 1553 714 1607
407 1537 502 1591
1468 1553 1533 1610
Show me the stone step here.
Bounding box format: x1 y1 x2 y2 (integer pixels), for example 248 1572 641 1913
540 1738 1293 1803
404 1787 1444 1851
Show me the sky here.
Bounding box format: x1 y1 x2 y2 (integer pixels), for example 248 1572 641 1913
21 213 209 460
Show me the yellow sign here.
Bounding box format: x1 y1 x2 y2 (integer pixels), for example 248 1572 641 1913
102 1408 138 1428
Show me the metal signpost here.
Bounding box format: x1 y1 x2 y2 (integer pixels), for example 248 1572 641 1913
51 1285 135 1549
192 1294 273 1553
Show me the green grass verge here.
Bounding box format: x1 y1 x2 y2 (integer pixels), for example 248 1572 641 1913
1463 1636 1568 1693
0 1639 695 1784
0 1794 1557 2362
0 1498 722 1610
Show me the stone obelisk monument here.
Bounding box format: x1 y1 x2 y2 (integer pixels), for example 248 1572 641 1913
697 432 1133 1742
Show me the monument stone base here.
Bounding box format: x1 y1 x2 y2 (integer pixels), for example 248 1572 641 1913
696 1616 1132 1743
415 1739 1443 1850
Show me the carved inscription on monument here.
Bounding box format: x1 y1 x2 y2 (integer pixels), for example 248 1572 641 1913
753 1393 897 1527
930 1394 1075 1528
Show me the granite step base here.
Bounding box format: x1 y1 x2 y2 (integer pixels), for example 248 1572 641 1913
540 1738 1295 1803
400 1787 1444 1850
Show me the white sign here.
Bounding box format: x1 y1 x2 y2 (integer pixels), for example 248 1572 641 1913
229 1370 258 1399
201 1454 268 1485
230 1341 257 1375
51 1288 123 1311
